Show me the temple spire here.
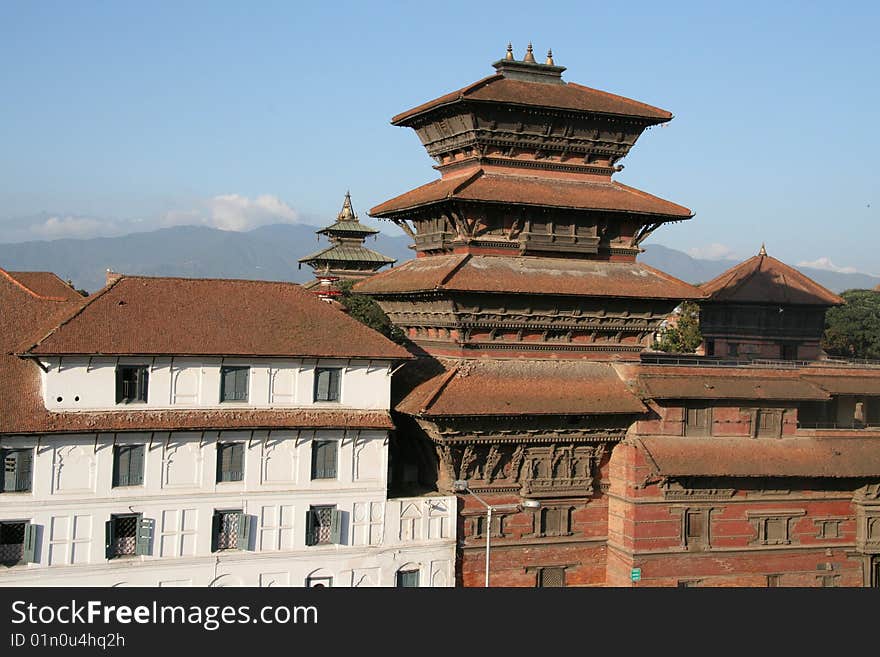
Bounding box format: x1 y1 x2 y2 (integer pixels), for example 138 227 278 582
523 43 536 63
338 190 357 222
759 243 767 257
505 42 514 60
545 49 554 65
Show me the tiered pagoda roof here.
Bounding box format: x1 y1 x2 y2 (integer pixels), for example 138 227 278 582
299 192 395 282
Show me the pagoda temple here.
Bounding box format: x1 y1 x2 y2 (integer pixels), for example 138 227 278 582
356 45 706 586
299 191 396 286
699 244 844 361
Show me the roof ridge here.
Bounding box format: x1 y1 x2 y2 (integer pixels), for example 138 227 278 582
418 366 460 415
108 273 305 286
613 181 694 216
437 253 471 288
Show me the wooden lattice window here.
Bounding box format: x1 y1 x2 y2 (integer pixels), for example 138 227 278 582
0 521 36 566
538 567 565 587
305 505 341 546
105 514 152 558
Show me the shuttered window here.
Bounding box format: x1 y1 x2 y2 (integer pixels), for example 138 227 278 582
685 510 705 545
112 445 145 487
765 517 787 545
216 443 244 482
1 448 33 493
305 506 341 546
116 366 149 403
220 366 249 402
313 368 341 402
105 514 152 558
211 510 252 551
685 405 712 437
396 569 420 587
311 440 337 480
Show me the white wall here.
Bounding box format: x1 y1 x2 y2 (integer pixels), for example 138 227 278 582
0 431 455 587
40 357 393 411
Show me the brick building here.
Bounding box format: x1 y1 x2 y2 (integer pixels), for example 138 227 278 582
356 46 880 587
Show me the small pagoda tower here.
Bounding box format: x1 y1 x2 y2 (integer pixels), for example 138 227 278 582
699 244 844 360
299 192 396 286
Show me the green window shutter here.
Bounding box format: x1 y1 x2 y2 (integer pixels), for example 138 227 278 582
231 443 244 481
129 446 144 486
329 369 340 401
23 523 38 563
221 367 234 401
330 508 343 544
315 370 329 401
321 441 336 479
115 368 124 403
105 520 114 560
138 368 149 402
305 510 316 546
216 444 225 482
16 449 32 492
211 513 220 552
114 446 128 486
135 517 154 556
237 513 253 551
235 368 248 401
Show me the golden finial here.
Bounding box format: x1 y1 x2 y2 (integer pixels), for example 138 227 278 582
505 42 514 60
523 42 536 63
338 191 356 221
759 243 767 256
545 49 554 65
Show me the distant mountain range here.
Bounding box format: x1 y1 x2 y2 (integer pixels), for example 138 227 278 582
0 224 876 295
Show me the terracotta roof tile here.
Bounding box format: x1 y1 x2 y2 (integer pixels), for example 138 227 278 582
2 270 83 301
391 75 672 125
396 359 646 416
355 253 705 301
801 375 880 395
18 409 393 434
370 170 692 218
637 435 880 478
24 275 412 359
639 374 830 401
700 253 844 306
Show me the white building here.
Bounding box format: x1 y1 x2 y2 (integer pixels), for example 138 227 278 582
0 270 455 587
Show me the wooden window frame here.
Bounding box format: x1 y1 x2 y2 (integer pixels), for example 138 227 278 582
220 366 250 403
313 368 342 403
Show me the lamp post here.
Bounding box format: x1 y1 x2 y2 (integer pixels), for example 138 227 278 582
453 479 541 587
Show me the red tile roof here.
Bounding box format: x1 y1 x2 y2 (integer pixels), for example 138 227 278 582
639 374 830 401
16 409 394 434
2 270 83 301
396 359 646 417
355 253 705 301
391 75 673 125
700 252 844 306
636 435 880 478
370 170 692 218
24 275 412 359
801 375 880 395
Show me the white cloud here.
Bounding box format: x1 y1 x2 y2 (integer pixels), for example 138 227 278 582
687 243 738 260
30 215 121 239
160 194 299 231
797 257 858 274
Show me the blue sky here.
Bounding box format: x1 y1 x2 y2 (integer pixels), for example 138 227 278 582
1 1 878 273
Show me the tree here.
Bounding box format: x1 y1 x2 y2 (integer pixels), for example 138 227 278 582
822 289 880 360
653 301 702 353
336 279 406 344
